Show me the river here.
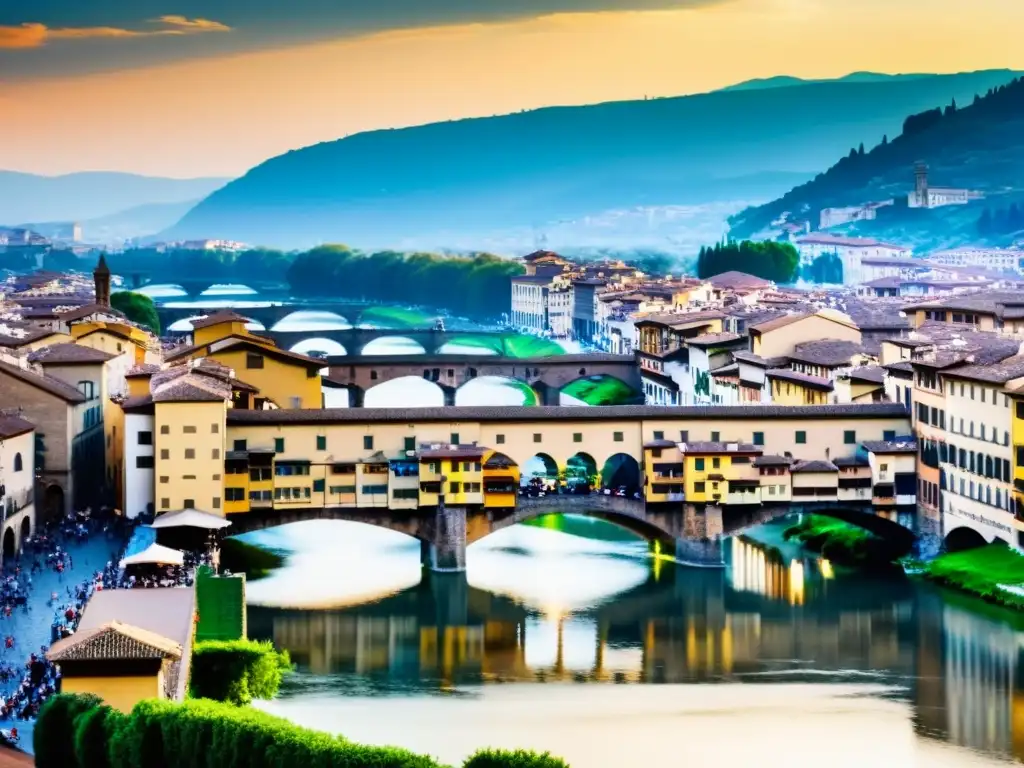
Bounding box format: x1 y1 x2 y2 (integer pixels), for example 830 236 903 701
237 516 1024 767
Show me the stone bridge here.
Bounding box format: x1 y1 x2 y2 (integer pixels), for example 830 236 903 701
324 353 643 406
225 495 925 573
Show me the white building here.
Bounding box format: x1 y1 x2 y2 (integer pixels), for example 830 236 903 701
510 276 552 334
819 200 893 229
907 163 982 209
928 247 1024 275
123 406 155 519
0 414 36 561
796 234 913 285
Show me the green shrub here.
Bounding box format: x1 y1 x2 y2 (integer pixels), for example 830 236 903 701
35 693 103 768
190 639 292 705
73 703 125 768
464 749 569 768
922 543 1024 609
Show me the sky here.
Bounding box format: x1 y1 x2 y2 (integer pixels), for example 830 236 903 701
2 0 1023 178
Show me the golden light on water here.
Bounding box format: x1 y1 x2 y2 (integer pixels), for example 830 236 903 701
820 559 835 580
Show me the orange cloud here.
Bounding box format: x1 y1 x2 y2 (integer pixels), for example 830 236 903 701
0 16 231 49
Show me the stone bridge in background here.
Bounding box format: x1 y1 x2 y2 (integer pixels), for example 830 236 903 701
324 353 643 406
225 495 926 573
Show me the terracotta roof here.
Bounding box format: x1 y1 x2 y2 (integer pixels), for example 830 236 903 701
190 310 252 330
750 312 812 334
204 336 323 370
28 343 116 365
643 439 678 449
57 303 126 322
680 441 762 455
419 443 486 459
0 359 86 403
47 621 182 662
226 403 911 426
765 369 834 391
0 415 33 440
706 271 772 290
941 355 1024 384
687 332 743 348
834 456 870 467
788 339 865 367
791 459 839 473
0 327 63 348
752 455 791 467
152 373 231 403
846 366 886 384
126 364 161 378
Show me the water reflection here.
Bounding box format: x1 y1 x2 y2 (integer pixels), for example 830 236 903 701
247 519 1024 766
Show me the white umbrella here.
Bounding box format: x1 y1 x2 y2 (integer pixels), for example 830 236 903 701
120 543 185 568
149 508 231 530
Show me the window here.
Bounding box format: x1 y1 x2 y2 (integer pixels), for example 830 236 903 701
451 433 460 445
161 498 170 509
363 436 374 450
135 456 154 469
613 432 624 442
160 425 170 435
274 437 285 453
184 499 195 509
159 476 169 484
404 437 415 452
883 430 896 442
712 457 722 469
844 430 856 445
573 433 583 443
753 432 764 446
160 449 169 459
450 482 461 494
795 431 807 444
183 425 197 434
329 485 356 495
233 439 247 452
694 482 706 493
225 488 245 502
533 433 542 443
250 468 272 482
317 435 327 451
695 458 705 471
653 431 664 441
880 463 888 472
212 423 219 434
711 431 720 442
212 449 220 460
246 353 264 369
212 497 221 509
78 380 96 400
313 479 325 493
213 474 221 481
496 434 505 444
370 370 378 381
138 431 153 445
185 448 195 459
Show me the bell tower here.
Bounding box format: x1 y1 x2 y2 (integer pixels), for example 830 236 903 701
93 254 111 307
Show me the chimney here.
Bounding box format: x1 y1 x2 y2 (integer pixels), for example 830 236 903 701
93 254 111 308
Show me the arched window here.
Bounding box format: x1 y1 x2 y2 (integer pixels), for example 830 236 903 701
12 453 22 472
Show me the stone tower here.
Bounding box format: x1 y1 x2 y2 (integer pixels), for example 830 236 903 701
94 254 111 307
914 162 930 207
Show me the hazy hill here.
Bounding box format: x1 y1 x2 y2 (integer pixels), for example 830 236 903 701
169 69 1020 250
719 71 935 92
0 171 229 226
728 76 1024 246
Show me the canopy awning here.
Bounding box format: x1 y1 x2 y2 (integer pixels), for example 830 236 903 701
149 508 232 530
120 543 185 568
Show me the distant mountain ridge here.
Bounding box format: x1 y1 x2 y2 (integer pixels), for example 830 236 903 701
0 171 229 228
719 71 937 92
167 69 1021 250
728 75 1024 248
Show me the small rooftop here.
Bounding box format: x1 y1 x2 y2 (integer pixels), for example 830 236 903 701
28 343 116 365
862 440 917 454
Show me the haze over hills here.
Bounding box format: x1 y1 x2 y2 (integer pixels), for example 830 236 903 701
0 171 229 229
719 71 937 92
728 76 1024 249
167 69 1021 251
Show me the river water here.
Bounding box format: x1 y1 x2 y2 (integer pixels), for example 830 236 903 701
240 516 1024 767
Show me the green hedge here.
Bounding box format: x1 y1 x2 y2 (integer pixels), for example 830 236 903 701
37 694 571 768
190 639 292 705
464 749 569 767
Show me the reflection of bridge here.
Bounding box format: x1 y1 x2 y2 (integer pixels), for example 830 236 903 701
227 496 921 572
269 328 516 356
324 354 642 406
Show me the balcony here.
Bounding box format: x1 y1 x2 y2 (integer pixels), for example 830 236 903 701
2 489 33 519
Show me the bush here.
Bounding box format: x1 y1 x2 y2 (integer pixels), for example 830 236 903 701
35 693 103 768
463 749 569 767
73 703 125 768
190 639 292 705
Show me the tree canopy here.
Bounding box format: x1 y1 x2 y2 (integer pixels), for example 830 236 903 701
803 252 844 284
110 291 160 334
696 240 799 283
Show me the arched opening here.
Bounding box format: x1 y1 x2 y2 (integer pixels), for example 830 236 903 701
437 340 500 356
560 375 641 406
13 453 22 472
20 516 31 543
358 307 434 330
945 526 988 553
2 528 15 561
456 376 538 406
44 484 65 521
521 453 559 492
360 337 427 356
289 338 348 357
364 377 445 408
601 453 641 496
272 311 351 332
136 283 187 300
198 284 257 297
566 452 598 492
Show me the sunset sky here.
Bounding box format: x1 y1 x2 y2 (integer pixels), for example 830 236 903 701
2 0 1023 178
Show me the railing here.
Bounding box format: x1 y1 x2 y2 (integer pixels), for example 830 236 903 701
2 488 33 520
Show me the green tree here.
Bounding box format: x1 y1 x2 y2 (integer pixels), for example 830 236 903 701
804 251 843 284
110 291 160 334
696 239 799 283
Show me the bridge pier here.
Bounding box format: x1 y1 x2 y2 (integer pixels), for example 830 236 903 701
422 504 468 573
426 570 469 626
914 509 943 561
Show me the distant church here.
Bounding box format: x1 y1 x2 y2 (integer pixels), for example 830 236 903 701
907 162 982 209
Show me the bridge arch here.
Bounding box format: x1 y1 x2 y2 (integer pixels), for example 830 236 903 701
566 452 598 489
290 338 348 357
364 376 446 408
360 336 427 356
455 376 539 406
559 374 642 406
521 453 559 488
944 525 989 553
601 453 642 493
436 339 500 356
272 310 351 332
